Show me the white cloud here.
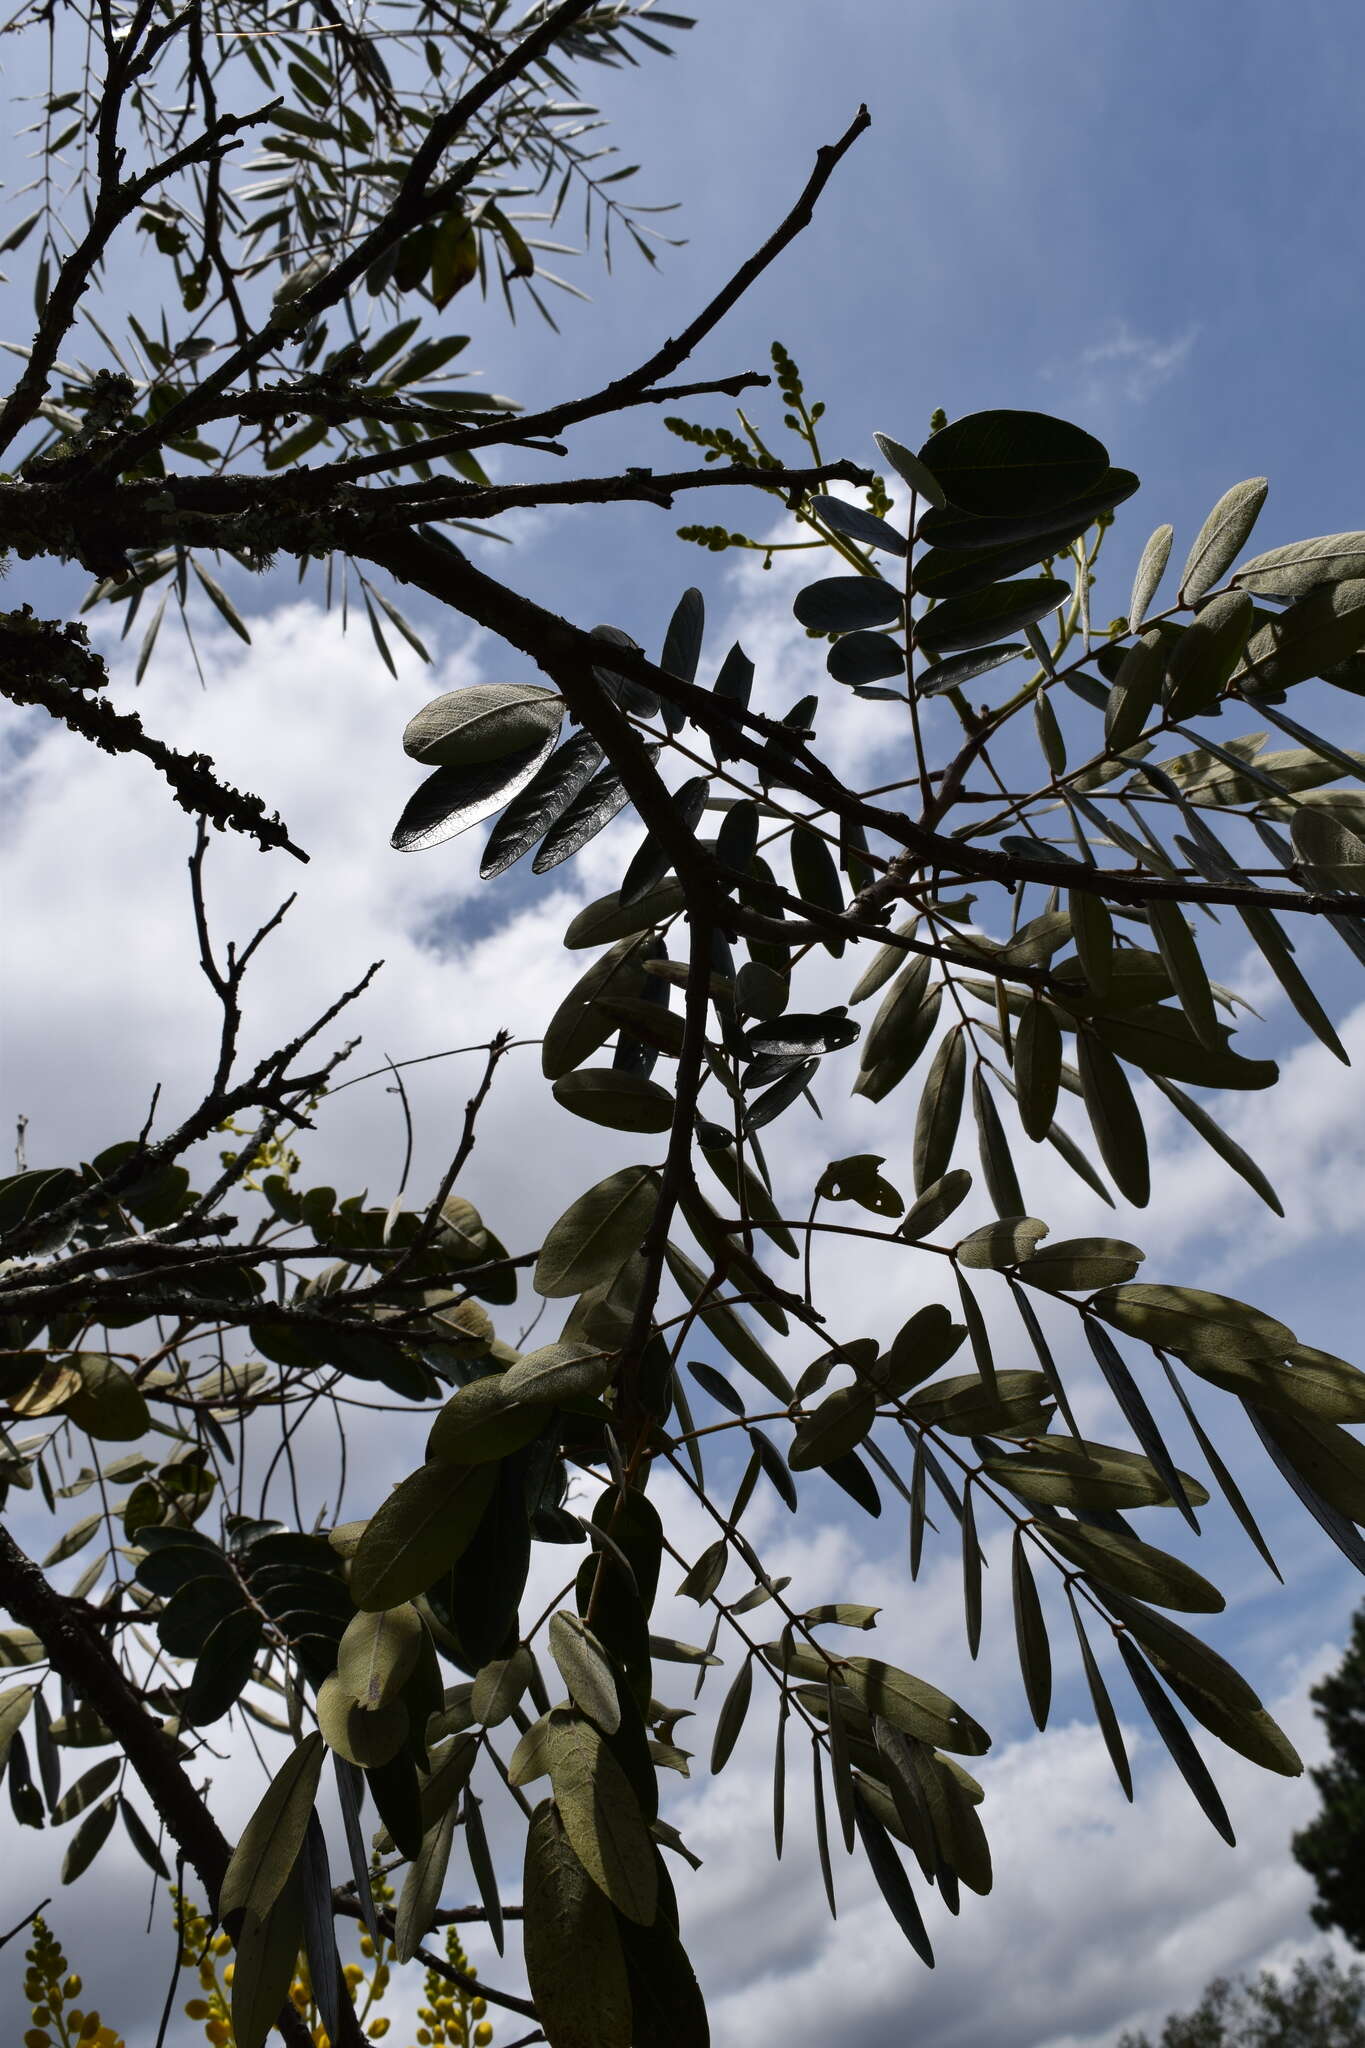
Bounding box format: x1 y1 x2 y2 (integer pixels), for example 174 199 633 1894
1051 320 1199 408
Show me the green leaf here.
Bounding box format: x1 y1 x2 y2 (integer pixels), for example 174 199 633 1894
393 733 561 852
120 1795 170 1878
393 1801 457 1963
1129 524 1174 630
1157 1665 1302 1778
1145 902 1220 1051
913 577 1071 658
1238 579 1365 692
854 1784 935 1963
776 1649 990 1757
961 1488 983 1660
1077 1034 1149 1207
898 1169 973 1241
58 1353 150 1441
1117 1635 1234 1845
552 1069 676 1133
1011 1531 1051 1730
335 1603 423 1710
789 1383 877 1471
220 1733 326 1921
536 1167 660 1298
348 1460 499 1610
403 682 564 767
1043 1521 1223 1613
1010 1000 1059 1142
1254 1407 1365 1524
1104 630 1166 751
711 1655 753 1775
913 1026 965 1192
663 1242 793 1402
853 982 942 1104
793 576 903 634
874 1304 966 1399
955 1218 1049 1270
544 1708 658 1924
231 1864 306 2048
918 410 1109 519
426 1375 551 1464
906 1368 1053 1438
916 643 1025 696
524 1800 634 2048
968 1066 1022 1219
1165 591 1254 719
51 1756 119 1825
542 932 656 1079
61 1792 117 1882
1090 1283 1294 1363
181 1608 264 1727
1178 479 1268 603
1018 1236 1144 1292
483 732 604 879
984 1438 1209 1513
1069 1598 1132 1800
0 1684 36 1773
874 430 947 508
1182 1345 1365 1427
191 558 252 643
1232 531 1365 600
502 1340 614 1405
550 1612 622 1735
1091 1005 1277 1091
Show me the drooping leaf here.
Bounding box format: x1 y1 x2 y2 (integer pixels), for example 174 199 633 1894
230 1865 306 2048
220 1733 326 1922
482 731 604 878
1077 1034 1149 1207
1116 1635 1235 1845
348 1461 499 1610
392 730 560 851
1010 1531 1051 1730
913 1027 965 1192
544 1709 658 1924
550 1612 622 1735
536 1167 660 1298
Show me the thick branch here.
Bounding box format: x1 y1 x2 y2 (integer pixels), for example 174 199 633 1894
0 1527 314 2048
1 616 307 860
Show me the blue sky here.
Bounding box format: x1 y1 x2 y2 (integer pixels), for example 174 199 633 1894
2 3 1365 2043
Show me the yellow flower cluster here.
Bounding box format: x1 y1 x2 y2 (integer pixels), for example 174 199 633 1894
24 1869 493 2048
22 1915 124 2048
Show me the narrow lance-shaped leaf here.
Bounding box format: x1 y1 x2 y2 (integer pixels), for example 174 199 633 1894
1117 1634 1235 1845
710 1654 753 1775
1068 1594 1132 1800
961 1482 983 1659
971 1065 1025 1219
1077 1034 1150 1208
852 1787 935 1967
1084 1318 1199 1531
914 1027 965 1193
1011 1531 1051 1730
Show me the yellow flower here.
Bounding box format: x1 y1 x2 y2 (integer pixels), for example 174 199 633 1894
184 2001 210 2020
25 2030 51 2048
473 2026 493 2047
367 2023 390 2040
